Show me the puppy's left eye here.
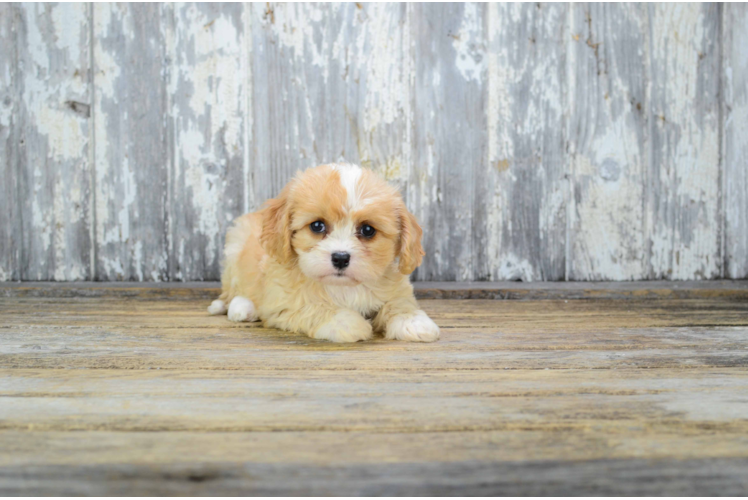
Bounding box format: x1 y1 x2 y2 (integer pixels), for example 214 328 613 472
359 224 376 238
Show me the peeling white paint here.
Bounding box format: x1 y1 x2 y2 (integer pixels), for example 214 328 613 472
24 4 50 72
118 158 136 244
566 4 651 281
242 4 253 214
648 3 720 279
573 147 645 281
487 3 568 281
31 167 52 271
362 4 406 130
50 3 84 63
498 253 536 282
33 105 88 161
169 4 247 279
2 3 744 282
452 3 486 83
1 6 16 281
18 3 91 280
93 2 125 256
360 4 409 186
723 4 748 278
93 3 173 281
268 4 328 72
92 3 123 100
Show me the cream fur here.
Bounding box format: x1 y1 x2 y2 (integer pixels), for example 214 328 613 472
227 296 257 322
314 309 373 342
209 164 440 343
207 299 227 315
384 310 440 342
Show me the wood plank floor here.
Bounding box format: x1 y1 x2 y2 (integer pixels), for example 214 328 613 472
1 283 748 495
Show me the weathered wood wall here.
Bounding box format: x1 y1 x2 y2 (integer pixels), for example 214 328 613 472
0 3 746 282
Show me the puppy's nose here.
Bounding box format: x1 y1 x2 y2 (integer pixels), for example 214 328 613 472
331 252 350 270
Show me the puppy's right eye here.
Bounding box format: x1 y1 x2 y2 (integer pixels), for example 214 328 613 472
310 221 326 234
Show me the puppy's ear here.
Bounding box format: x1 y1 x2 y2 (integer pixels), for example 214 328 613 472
260 184 295 263
397 203 425 275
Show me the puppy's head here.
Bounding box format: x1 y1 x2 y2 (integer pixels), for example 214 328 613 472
260 164 423 286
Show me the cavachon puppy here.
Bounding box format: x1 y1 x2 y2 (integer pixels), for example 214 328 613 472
208 163 440 343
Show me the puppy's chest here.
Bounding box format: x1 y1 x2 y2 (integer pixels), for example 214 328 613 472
324 285 383 316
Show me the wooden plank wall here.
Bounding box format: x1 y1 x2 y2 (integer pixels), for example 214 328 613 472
723 3 748 280
0 4 18 281
0 3 745 282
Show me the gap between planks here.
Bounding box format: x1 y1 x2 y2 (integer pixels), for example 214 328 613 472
1 280 748 300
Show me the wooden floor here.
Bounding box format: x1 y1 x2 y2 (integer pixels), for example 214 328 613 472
1 282 748 495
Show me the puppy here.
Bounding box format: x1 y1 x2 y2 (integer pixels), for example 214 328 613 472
207 163 440 343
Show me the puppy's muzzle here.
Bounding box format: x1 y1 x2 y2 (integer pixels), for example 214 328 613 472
331 252 350 270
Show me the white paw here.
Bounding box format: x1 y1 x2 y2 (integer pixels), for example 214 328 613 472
386 310 440 342
227 296 258 322
207 299 227 315
314 309 373 343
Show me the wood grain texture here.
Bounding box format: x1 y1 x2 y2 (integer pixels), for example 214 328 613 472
93 3 169 281
723 3 748 279
15 3 92 280
3 368 748 432
648 3 721 280
250 3 410 206
1 4 746 282
166 3 248 281
0 4 19 281
4 431 748 469
412 3 487 281
487 2 567 281
2 297 747 371
1 458 747 496
568 3 649 280
1 293 748 494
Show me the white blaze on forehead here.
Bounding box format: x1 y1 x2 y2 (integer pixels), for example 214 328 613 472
331 163 362 210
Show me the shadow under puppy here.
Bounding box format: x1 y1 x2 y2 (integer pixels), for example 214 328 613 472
208 163 440 343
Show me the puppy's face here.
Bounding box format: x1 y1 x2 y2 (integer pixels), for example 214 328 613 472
260 164 424 286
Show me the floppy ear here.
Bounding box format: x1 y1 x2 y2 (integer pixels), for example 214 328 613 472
397 203 425 275
260 185 295 263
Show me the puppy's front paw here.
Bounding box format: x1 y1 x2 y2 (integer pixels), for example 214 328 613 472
314 309 373 343
386 310 440 342
208 299 227 315
227 296 258 322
